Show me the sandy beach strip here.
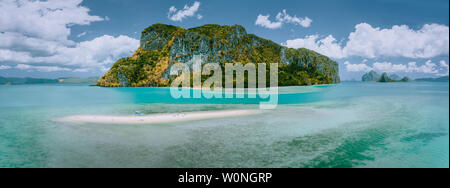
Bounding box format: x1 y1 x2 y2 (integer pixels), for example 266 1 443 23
54 109 263 124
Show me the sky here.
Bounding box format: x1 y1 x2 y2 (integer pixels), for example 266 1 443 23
0 0 448 80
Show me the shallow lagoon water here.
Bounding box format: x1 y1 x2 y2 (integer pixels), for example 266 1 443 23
0 82 448 168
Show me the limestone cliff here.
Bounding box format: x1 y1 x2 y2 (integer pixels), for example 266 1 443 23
362 70 380 82
97 24 340 87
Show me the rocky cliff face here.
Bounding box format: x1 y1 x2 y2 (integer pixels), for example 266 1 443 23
362 70 380 82
377 72 410 83
378 72 393 82
97 24 340 87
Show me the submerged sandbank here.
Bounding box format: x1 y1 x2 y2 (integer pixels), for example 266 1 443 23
54 109 263 124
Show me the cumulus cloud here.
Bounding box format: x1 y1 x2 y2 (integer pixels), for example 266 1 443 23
255 9 312 29
372 62 409 73
77 32 87 38
438 60 449 76
0 0 139 73
284 23 449 59
40 35 139 72
370 61 439 74
344 60 448 76
0 65 11 70
0 35 138 72
284 35 345 58
407 61 439 74
0 49 35 63
255 15 282 29
344 61 372 72
168 1 201 22
255 15 283 29
0 0 103 44
344 23 449 59
16 64 71 72
276 10 312 28
0 32 62 54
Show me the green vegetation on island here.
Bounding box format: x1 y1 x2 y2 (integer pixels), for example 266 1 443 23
362 71 450 83
0 76 99 85
389 74 401 81
362 70 380 82
0 76 58 85
415 76 449 82
361 71 410 83
98 24 340 87
378 73 410 82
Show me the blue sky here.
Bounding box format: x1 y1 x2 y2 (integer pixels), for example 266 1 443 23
0 0 449 80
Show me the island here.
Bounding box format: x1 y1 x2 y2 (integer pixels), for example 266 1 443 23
361 71 410 83
97 24 340 87
0 76 58 85
415 76 449 82
0 76 99 85
362 70 380 82
378 73 410 82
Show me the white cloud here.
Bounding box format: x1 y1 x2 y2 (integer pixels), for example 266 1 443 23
0 0 139 73
438 60 449 76
0 32 62 54
276 10 312 28
0 49 35 63
16 64 71 72
344 60 447 75
1 35 138 72
41 35 139 71
168 1 201 22
283 23 449 59
405 60 439 74
255 9 312 29
372 62 409 73
344 61 372 72
0 0 103 44
344 23 449 59
283 35 345 58
255 15 283 29
0 65 11 70
73 68 90 73
77 32 87 38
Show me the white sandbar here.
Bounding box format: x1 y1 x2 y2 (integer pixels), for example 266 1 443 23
54 109 263 124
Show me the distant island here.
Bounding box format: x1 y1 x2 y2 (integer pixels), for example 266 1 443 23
362 71 448 83
97 24 340 87
378 72 410 82
57 77 99 84
0 76 58 85
415 76 449 82
362 70 380 82
362 71 409 82
0 76 99 85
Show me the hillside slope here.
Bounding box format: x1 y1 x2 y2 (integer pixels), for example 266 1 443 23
98 24 340 87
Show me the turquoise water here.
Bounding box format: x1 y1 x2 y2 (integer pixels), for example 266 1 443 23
0 82 448 168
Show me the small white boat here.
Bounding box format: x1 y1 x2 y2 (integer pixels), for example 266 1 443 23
134 111 145 116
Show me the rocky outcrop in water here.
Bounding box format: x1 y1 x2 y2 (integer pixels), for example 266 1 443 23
362 70 380 82
377 72 410 83
97 24 340 87
389 74 401 81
